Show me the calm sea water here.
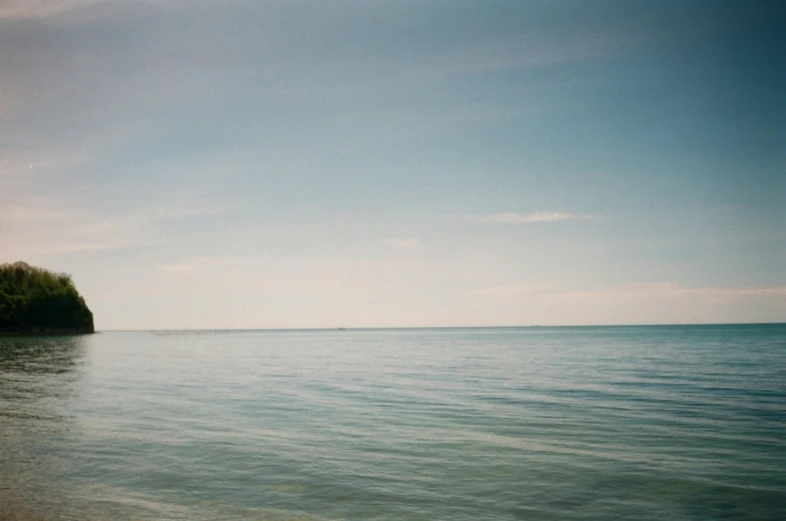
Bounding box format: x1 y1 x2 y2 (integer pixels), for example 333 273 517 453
1 325 785 520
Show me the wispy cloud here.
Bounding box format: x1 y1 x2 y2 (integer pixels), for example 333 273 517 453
456 284 553 297
0 196 229 258
159 263 197 274
0 0 99 20
452 282 786 325
462 212 596 224
384 238 420 248
561 283 786 300
461 282 786 302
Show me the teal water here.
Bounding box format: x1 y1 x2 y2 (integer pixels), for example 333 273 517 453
1 325 785 520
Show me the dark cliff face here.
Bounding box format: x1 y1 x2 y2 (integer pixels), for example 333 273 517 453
0 262 95 335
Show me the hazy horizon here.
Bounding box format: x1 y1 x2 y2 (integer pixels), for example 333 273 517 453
1 0 784 330
104 322 786 333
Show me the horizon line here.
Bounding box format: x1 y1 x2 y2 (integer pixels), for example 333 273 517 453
98 322 786 333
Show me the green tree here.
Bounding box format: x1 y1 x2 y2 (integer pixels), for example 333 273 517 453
0 262 94 333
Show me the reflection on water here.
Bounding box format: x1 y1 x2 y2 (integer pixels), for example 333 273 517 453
0 336 87 521
0 335 84 368
0 335 85 418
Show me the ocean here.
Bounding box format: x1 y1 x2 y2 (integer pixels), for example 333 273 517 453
1 325 784 520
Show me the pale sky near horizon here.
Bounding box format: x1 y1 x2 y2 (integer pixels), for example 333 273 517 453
1 0 784 329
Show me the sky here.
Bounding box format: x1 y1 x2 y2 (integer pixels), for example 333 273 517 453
1 0 784 329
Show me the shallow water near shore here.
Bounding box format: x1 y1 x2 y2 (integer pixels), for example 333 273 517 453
1 325 785 520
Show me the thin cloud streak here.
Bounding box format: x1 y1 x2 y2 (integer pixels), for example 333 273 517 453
384 238 420 248
452 282 786 326
462 282 786 301
159 263 197 274
462 212 596 224
0 0 99 20
0 196 230 257
456 285 553 297
560 283 786 300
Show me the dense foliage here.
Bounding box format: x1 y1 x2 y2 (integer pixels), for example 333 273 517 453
0 262 94 333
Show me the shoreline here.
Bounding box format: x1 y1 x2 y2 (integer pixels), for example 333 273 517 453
0 330 95 337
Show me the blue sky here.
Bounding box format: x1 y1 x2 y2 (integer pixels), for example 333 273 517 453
1 0 784 329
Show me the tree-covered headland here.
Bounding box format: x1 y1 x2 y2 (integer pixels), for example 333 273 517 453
0 262 94 334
